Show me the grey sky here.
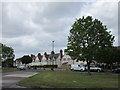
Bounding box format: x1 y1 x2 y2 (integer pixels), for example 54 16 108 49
1 1 118 59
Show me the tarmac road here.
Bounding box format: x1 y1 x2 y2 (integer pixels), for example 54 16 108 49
1 70 38 88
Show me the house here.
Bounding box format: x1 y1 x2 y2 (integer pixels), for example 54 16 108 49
14 58 23 67
61 52 87 66
14 49 86 68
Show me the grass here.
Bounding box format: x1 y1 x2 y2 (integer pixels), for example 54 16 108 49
18 71 119 88
2 68 18 72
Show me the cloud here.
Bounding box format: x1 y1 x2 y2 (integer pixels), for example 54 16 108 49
1 1 118 58
76 1 118 46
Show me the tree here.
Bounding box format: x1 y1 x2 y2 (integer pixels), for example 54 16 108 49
0 43 15 61
0 43 15 67
21 55 32 66
66 16 114 74
96 47 120 69
113 47 120 66
2 59 13 67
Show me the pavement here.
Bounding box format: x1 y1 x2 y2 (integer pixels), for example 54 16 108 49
1 70 38 88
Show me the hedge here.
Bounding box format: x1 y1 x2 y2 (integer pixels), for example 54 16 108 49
30 65 58 68
43 65 58 68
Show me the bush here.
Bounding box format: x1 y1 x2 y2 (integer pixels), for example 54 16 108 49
43 65 58 68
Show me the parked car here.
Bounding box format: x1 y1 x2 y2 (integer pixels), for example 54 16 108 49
112 68 120 73
17 65 26 70
71 64 85 72
85 65 103 72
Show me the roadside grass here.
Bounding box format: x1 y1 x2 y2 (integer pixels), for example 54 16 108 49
18 71 119 88
2 68 18 72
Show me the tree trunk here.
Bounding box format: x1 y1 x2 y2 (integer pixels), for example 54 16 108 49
47 59 48 65
87 61 91 75
73 60 74 64
110 63 113 70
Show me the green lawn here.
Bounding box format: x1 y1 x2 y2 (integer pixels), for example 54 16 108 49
18 71 119 88
2 68 18 72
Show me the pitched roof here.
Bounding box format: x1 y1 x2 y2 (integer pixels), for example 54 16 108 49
54 53 59 59
15 58 21 61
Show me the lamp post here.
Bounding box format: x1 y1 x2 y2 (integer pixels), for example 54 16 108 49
52 41 55 65
52 41 54 52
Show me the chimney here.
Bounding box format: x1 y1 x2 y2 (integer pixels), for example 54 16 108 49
60 49 63 59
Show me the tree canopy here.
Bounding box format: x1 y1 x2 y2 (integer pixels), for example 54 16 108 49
66 16 114 73
0 43 15 61
95 47 120 67
21 55 32 65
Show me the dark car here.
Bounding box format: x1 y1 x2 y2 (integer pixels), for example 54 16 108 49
112 68 120 73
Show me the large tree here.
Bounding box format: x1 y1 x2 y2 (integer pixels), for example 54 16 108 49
66 16 114 74
21 55 32 66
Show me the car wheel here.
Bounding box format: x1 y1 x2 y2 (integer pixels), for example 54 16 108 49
97 69 100 72
80 69 84 72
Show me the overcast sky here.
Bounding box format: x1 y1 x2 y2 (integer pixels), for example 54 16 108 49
1 0 119 59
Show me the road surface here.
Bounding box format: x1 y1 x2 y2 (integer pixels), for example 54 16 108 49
1 70 38 88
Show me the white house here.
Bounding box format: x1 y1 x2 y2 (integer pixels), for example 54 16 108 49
61 52 87 66
14 50 87 68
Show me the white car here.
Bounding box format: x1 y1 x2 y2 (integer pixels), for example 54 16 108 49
71 64 85 71
17 66 26 70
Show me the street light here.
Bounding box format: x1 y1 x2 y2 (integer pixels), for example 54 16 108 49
52 41 54 52
52 41 55 65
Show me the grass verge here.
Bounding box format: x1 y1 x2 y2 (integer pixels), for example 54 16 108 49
2 68 18 72
18 71 119 88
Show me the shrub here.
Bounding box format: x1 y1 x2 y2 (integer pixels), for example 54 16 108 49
43 65 58 68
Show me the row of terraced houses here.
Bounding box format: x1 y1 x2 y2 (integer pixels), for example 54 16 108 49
14 49 87 68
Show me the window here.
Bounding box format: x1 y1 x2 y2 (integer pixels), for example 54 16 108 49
63 58 66 61
67 58 70 60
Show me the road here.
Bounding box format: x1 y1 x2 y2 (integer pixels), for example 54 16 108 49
1 70 38 88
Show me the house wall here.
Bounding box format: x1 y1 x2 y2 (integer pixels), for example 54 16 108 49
14 52 87 68
15 60 22 67
61 53 87 66
56 54 61 67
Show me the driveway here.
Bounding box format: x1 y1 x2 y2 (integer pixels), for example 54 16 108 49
1 70 38 88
